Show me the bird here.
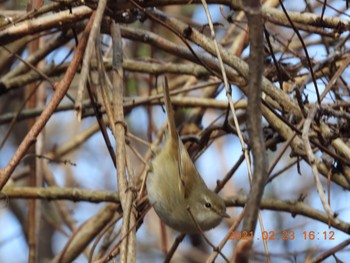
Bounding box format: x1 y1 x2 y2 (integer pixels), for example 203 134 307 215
146 79 228 234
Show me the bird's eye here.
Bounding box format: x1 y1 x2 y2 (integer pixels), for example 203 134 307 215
204 202 211 208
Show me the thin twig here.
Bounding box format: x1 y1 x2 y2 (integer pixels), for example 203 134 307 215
75 0 107 119
0 12 94 190
302 106 340 226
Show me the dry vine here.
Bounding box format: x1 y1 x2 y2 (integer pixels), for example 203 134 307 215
0 0 350 262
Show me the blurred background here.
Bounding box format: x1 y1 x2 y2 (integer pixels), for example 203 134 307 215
0 0 350 262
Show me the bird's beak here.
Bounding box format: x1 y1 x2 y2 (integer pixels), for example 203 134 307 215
222 211 230 218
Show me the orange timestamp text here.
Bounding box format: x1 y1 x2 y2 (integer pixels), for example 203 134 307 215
229 230 335 241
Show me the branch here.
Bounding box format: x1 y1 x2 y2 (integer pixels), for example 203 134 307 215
0 12 94 190
0 186 120 203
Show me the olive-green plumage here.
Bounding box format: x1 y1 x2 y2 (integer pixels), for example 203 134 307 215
147 80 228 233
